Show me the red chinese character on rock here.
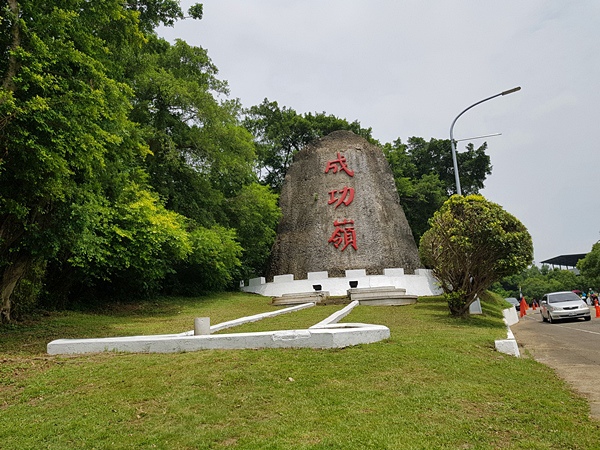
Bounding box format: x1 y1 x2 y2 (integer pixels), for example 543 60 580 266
328 219 357 251
324 152 354 177
328 187 355 209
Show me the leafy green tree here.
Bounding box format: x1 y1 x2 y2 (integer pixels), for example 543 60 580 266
128 36 257 224
66 186 192 295
243 99 376 191
405 137 491 196
124 33 279 286
491 265 542 299
492 263 593 302
0 0 150 321
383 140 445 241
383 137 491 241
165 225 242 294
225 183 282 279
419 195 533 317
0 0 249 320
577 242 600 289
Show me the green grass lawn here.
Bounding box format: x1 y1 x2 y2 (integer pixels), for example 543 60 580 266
1 292 599 449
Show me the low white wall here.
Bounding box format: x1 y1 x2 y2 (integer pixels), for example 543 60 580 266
242 268 442 298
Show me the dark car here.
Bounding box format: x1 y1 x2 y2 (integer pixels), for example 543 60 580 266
505 297 520 311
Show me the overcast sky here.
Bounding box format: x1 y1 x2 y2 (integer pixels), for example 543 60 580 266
159 1 600 265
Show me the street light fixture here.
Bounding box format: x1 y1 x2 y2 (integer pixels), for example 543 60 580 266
455 132 501 142
449 86 521 195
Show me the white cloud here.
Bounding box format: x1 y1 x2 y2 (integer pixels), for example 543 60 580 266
161 0 600 262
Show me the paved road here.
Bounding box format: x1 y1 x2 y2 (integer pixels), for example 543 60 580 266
511 309 600 419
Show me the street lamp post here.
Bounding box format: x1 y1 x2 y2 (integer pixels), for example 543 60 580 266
449 86 521 195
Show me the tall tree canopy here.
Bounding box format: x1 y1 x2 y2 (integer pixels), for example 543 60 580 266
124 34 278 283
0 0 154 321
577 242 600 289
0 1 279 321
491 264 589 301
243 99 377 191
383 137 492 241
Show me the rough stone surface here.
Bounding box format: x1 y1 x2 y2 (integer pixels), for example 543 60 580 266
267 130 420 280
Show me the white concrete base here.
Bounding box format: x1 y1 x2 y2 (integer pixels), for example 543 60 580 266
242 268 441 298
47 324 390 354
494 329 520 357
47 301 389 355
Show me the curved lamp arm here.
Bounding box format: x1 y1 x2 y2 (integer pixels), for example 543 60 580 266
449 87 521 195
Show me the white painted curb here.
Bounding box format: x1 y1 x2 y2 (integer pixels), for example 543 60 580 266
494 307 520 357
310 301 359 328
176 302 316 336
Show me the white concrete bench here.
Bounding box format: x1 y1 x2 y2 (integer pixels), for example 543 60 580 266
348 286 417 306
271 291 330 306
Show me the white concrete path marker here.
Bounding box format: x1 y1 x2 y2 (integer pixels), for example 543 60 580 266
47 301 389 355
494 307 520 357
178 302 315 336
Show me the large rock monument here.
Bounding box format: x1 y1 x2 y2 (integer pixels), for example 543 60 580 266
267 130 420 280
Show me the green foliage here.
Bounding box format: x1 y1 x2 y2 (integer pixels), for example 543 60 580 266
492 264 593 301
383 137 491 241
124 33 268 288
68 186 191 293
0 1 258 319
225 183 281 279
166 225 242 294
0 0 149 320
126 0 184 31
577 242 600 288
128 36 256 222
420 195 533 317
187 3 204 20
243 99 376 191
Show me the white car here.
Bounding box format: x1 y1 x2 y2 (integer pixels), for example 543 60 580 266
540 291 591 323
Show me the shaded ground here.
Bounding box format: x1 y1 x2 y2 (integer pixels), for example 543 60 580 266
511 309 600 419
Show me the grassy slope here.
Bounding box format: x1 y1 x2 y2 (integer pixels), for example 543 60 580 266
1 292 599 449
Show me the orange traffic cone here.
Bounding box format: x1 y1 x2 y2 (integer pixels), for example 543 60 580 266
595 304 600 318
519 297 527 318
532 301 537 311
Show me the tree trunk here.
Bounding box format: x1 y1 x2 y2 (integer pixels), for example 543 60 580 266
449 303 470 318
447 290 480 318
0 256 29 323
